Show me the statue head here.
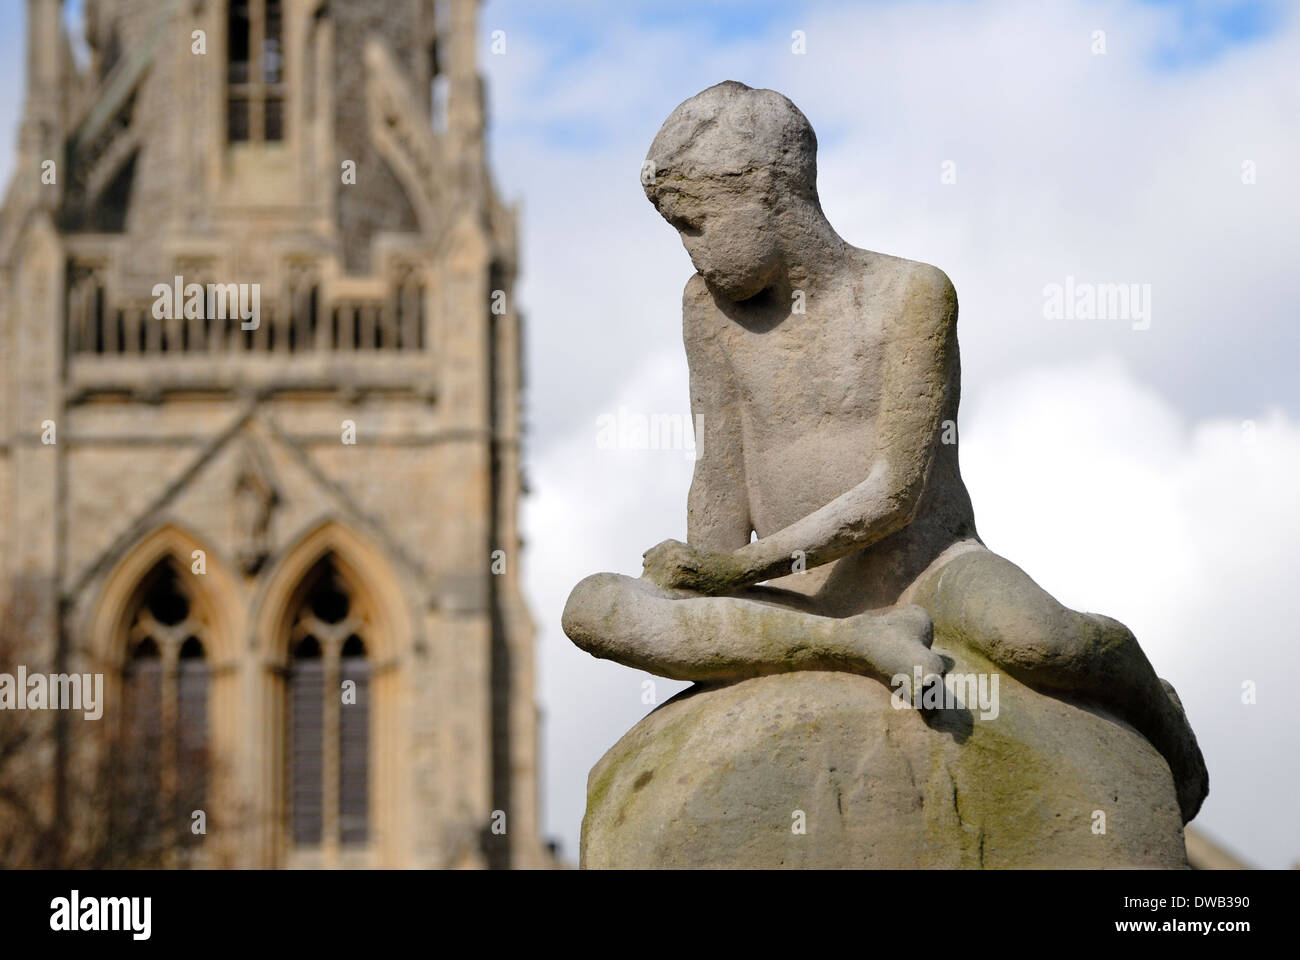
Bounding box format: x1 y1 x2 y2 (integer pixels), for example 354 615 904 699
643 82 823 300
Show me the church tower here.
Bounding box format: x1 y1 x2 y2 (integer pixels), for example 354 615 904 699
0 0 545 868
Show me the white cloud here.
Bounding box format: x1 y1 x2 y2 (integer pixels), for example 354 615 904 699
524 349 694 862
530 353 1300 867
962 358 1300 867
495 1 1300 867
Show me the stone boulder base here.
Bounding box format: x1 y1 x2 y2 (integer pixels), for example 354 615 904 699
582 643 1188 869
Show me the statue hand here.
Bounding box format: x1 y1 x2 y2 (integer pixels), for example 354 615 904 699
641 539 746 594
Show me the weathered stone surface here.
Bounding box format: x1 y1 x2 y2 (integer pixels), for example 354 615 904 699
565 81 1207 866
583 642 1188 870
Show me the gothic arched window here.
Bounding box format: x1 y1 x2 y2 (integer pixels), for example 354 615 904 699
118 562 210 851
176 636 209 822
288 635 323 845
227 0 285 142
122 636 161 797
285 556 371 849
339 634 370 844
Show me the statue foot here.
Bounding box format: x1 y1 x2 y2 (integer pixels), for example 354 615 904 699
1157 678 1210 823
848 604 945 682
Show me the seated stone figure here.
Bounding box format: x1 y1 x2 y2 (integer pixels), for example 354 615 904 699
562 82 1208 853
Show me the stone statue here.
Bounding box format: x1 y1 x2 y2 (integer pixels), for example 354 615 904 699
563 82 1207 868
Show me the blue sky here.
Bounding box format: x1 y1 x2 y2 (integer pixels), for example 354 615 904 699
1 1 1287 166
1 0 1296 869
1139 0 1282 66
478 0 1300 869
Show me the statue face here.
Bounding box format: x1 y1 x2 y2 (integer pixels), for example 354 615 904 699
661 188 783 301
646 83 822 300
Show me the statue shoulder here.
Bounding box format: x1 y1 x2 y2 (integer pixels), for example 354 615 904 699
683 272 711 311
865 255 958 333
903 260 958 321
681 272 720 345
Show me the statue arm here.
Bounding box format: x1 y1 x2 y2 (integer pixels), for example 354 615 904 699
684 276 751 552
730 264 957 585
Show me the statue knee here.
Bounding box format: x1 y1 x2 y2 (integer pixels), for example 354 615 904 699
562 573 628 653
933 550 1091 676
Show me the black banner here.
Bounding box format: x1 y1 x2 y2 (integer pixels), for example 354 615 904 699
0 867 1290 946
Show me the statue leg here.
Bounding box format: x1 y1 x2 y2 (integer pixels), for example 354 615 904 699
562 572 944 686
912 546 1209 822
